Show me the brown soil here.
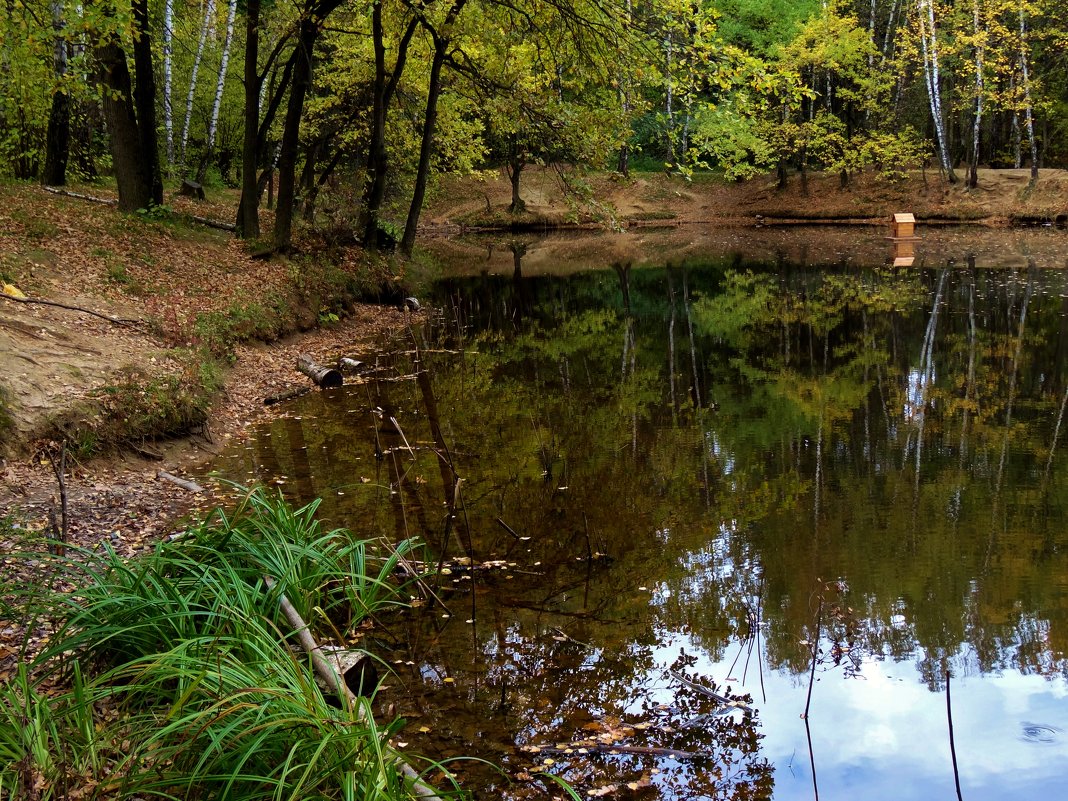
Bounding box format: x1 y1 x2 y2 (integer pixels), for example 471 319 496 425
424 166 1068 229
0 183 417 589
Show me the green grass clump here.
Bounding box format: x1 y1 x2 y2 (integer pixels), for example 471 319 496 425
2 488 444 800
0 385 12 443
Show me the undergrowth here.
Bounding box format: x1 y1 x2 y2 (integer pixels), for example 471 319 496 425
0 488 450 800
42 350 223 457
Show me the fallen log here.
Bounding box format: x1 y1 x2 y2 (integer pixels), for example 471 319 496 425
297 354 343 388
338 357 367 372
264 576 441 800
183 213 236 231
41 185 117 205
158 470 205 493
264 385 312 406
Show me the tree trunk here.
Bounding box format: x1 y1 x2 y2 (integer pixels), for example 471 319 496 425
237 34 296 237
968 0 983 189
131 0 163 205
274 16 319 250
42 0 69 186
399 38 443 254
303 148 342 222
508 157 525 213
182 0 217 166
1018 5 1038 184
163 0 174 169
402 0 464 257
198 0 237 185
361 9 418 246
95 34 152 211
236 0 261 238
917 0 957 183
664 29 675 166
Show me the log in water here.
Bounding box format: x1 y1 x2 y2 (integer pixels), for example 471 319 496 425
297 354 343 388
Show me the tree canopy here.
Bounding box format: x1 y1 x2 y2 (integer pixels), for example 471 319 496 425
2 0 1067 248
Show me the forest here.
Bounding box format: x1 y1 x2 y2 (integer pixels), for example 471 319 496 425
1 0 1066 252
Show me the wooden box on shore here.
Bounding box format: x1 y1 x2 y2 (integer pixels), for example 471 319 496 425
890 212 920 240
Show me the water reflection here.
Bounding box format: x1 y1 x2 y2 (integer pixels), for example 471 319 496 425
214 243 1068 800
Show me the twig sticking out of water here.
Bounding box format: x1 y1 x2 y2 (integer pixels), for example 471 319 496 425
804 598 821 721
47 445 68 556
946 670 964 801
265 575 442 800
804 597 822 801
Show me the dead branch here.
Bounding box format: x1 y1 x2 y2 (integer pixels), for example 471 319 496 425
522 742 703 760
0 292 143 328
264 576 441 800
41 186 117 205
667 670 753 715
0 292 143 326
46 445 68 556
157 470 205 493
264 385 312 406
184 213 235 231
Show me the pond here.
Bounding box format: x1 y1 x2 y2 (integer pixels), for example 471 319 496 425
213 226 1068 800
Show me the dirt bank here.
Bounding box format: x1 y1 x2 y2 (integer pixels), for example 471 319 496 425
0 183 417 571
423 166 1068 229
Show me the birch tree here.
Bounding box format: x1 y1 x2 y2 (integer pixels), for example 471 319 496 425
968 0 986 188
163 0 174 169
181 0 218 166
197 0 237 183
916 0 957 183
1017 3 1038 182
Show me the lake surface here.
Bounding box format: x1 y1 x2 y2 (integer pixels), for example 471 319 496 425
214 228 1068 800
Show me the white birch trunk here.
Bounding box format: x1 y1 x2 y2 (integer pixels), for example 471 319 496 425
665 29 674 163
969 0 984 187
882 0 899 64
205 0 237 153
869 0 876 68
181 0 218 165
918 0 955 181
1018 5 1038 181
163 0 174 168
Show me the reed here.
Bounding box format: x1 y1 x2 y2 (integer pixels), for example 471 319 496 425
1 487 452 801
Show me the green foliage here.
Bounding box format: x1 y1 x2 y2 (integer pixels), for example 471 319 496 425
43 349 224 455
193 302 284 359
134 203 174 222
3 489 436 800
0 385 12 441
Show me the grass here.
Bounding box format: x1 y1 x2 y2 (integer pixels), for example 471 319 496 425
41 349 224 458
0 386 12 444
2 488 448 800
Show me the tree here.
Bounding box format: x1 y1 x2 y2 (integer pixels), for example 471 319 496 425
915 0 958 182
42 0 71 186
92 0 163 211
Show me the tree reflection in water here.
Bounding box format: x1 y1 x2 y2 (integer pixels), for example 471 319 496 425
219 258 1068 799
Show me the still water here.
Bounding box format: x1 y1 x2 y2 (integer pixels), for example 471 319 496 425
215 228 1068 800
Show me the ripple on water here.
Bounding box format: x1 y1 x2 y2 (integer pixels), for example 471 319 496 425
1020 723 1062 745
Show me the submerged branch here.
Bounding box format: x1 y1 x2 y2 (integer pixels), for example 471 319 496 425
265 575 443 800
